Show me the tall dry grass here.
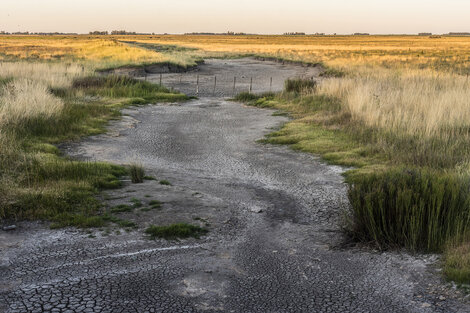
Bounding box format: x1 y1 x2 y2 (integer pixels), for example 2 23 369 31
319 68 470 141
0 78 64 127
0 62 88 130
0 62 87 88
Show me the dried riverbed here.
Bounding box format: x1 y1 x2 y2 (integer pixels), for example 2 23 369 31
1 59 468 313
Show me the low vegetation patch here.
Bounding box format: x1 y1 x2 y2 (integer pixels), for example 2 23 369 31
70 75 188 103
159 179 172 186
233 92 276 108
110 204 133 213
0 62 188 227
145 223 208 239
148 200 162 209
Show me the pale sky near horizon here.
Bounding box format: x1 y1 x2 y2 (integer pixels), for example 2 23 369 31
2 0 469 35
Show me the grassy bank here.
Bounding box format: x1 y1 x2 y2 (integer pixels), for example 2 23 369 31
0 62 187 227
236 72 470 283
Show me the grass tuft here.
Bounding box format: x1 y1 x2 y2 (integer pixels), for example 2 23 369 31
284 78 317 93
129 164 145 183
148 200 162 208
110 204 133 213
145 223 208 239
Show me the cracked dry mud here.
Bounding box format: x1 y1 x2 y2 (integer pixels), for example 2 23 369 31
1 59 469 312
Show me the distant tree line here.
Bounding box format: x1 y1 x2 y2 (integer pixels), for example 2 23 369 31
184 31 248 36
284 32 306 36
89 30 153 35
89 31 108 35
0 31 78 35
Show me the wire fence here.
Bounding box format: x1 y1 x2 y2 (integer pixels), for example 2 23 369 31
143 73 315 97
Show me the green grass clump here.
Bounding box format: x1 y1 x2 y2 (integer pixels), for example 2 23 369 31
234 92 261 102
116 219 137 228
234 91 275 102
233 92 277 108
149 200 162 208
145 223 208 240
129 164 145 183
159 180 172 186
130 197 143 208
347 168 470 252
110 204 133 213
284 78 316 93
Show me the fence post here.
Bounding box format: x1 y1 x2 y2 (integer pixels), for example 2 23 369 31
249 77 253 93
270 77 272 91
159 73 162 85
180 74 182 83
196 74 199 96
233 77 236 95
213 76 217 95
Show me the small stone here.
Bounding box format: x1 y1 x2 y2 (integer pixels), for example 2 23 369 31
2 225 16 231
421 303 432 308
439 296 446 301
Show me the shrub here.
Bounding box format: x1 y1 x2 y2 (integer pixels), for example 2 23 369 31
347 168 470 252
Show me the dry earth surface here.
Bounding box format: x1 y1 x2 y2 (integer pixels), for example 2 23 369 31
1 59 469 313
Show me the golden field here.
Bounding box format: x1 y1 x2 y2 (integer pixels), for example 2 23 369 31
131 35 470 73
2 35 470 72
0 36 197 69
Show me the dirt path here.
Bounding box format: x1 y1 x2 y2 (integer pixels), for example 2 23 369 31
1 59 468 313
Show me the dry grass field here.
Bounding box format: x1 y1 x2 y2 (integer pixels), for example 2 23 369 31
0 36 198 69
132 35 470 73
2 34 470 283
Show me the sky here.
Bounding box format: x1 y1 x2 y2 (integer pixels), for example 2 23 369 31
1 0 470 35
